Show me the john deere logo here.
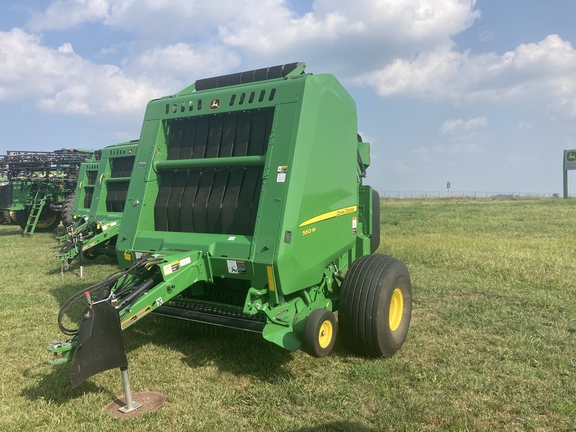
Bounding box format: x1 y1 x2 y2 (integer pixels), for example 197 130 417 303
568 151 576 161
209 98 221 110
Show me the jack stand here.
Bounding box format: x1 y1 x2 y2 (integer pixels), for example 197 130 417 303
118 367 142 414
79 234 84 279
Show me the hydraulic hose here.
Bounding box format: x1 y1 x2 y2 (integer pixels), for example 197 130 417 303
57 256 151 336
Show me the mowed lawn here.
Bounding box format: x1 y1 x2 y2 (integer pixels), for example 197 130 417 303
0 198 575 431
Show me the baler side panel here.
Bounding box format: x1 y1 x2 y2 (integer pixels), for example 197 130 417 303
275 75 359 295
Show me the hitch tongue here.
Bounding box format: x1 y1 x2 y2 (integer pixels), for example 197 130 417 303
48 339 76 365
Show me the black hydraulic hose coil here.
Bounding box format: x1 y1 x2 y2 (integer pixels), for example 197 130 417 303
57 257 150 336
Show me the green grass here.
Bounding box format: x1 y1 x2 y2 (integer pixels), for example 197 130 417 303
1 199 576 431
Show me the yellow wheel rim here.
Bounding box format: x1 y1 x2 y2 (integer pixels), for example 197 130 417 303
318 320 333 349
389 288 404 331
37 212 58 229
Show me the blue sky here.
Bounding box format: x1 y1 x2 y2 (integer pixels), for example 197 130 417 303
1 0 576 194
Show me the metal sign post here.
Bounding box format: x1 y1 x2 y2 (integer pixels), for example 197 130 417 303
563 150 576 199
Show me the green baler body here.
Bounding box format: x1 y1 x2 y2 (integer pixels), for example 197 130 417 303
84 141 136 222
49 63 382 371
110 63 375 348
58 141 138 263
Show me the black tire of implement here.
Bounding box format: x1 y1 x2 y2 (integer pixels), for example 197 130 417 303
13 210 28 230
35 211 61 232
339 254 412 358
83 248 99 260
15 207 61 232
1 210 10 224
61 194 75 228
301 308 338 358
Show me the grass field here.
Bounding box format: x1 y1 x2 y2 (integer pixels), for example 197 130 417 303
1 199 575 431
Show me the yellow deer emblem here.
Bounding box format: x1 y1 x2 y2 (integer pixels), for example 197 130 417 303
209 98 221 110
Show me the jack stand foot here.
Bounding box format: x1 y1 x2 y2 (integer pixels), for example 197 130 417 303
118 367 140 413
118 400 142 414
104 392 165 418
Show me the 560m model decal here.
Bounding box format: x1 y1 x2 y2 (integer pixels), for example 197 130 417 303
299 205 357 228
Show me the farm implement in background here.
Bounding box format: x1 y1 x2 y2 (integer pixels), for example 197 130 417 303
0 149 95 235
57 141 138 272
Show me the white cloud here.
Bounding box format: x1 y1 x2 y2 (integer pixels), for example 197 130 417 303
440 116 488 135
219 0 480 75
394 160 416 172
431 142 483 154
0 28 168 114
356 35 576 117
28 0 110 31
27 0 480 78
127 43 242 79
13 0 576 124
518 121 533 130
478 29 494 42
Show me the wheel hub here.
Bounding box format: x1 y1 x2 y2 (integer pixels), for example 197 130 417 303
389 288 404 331
318 320 333 349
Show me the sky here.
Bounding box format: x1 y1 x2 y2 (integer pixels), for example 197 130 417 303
1 0 576 195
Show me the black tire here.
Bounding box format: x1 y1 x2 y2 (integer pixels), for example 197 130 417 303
15 207 61 232
83 248 99 260
62 194 75 228
339 254 412 358
13 210 28 230
1 211 10 224
301 308 337 358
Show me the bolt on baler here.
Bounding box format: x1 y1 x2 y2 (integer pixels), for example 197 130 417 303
49 62 412 397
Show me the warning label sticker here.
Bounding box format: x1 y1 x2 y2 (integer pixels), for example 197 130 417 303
163 261 180 275
121 305 152 329
277 166 287 183
227 260 247 274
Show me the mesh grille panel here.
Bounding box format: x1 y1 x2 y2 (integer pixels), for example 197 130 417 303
155 108 273 235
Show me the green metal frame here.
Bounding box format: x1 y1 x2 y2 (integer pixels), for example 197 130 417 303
50 62 378 367
57 141 138 266
0 149 95 235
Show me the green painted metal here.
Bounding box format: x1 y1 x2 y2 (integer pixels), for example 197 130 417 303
71 159 102 223
23 186 48 236
0 149 95 235
49 62 381 370
57 141 138 266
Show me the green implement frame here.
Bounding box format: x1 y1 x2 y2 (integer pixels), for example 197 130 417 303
49 63 412 396
0 149 95 235
57 141 138 269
